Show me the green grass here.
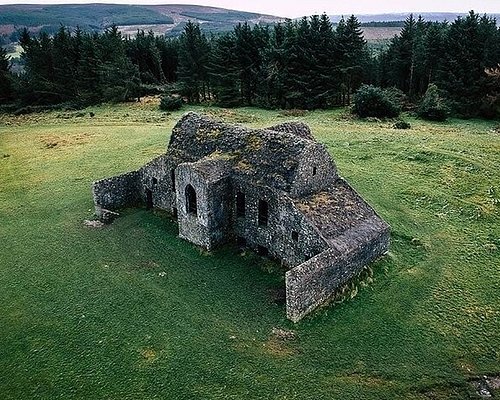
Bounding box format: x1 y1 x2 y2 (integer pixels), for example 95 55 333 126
1 102 499 399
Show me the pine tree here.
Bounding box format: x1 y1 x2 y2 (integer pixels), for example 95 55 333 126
97 25 140 102
0 46 14 102
127 30 165 84
52 26 77 101
233 23 255 104
423 22 447 87
19 30 58 104
209 32 240 107
259 22 287 108
155 36 178 83
336 15 369 105
177 21 210 103
281 18 310 109
77 31 101 104
438 11 500 116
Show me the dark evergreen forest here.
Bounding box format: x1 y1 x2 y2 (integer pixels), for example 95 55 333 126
1 12 499 118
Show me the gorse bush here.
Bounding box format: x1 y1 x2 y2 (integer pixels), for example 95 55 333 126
159 95 183 111
352 85 401 118
417 84 449 121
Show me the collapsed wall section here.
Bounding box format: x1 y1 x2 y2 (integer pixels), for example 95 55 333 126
92 171 141 218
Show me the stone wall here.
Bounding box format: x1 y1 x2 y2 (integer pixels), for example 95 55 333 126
92 171 141 216
206 175 233 247
137 155 172 211
175 160 233 249
285 221 390 322
232 178 329 267
290 143 338 198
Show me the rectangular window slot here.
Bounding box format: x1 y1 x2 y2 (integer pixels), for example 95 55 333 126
152 177 158 185
171 170 176 190
292 231 299 241
257 245 268 257
236 192 245 217
258 200 268 226
312 166 317 176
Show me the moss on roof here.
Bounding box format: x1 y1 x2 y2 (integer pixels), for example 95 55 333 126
168 112 318 191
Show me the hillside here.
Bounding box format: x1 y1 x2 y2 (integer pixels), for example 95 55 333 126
330 12 500 24
0 102 499 399
0 3 283 37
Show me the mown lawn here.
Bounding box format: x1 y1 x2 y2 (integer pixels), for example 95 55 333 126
0 101 499 399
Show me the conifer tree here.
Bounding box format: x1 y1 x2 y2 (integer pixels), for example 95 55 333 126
155 36 179 83
177 21 210 103
336 15 368 105
97 26 140 102
259 22 287 108
209 32 240 107
0 46 14 102
127 30 165 84
438 11 500 116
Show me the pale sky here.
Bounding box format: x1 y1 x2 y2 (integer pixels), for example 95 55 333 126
0 0 498 18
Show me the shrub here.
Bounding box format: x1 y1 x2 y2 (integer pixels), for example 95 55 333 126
352 85 401 118
417 84 449 121
384 87 410 111
159 95 183 111
393 120 411 129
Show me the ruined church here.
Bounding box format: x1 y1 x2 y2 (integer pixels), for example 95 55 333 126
92 112 390 321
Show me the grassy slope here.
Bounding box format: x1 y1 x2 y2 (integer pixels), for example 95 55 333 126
0 102 499 399
0 4 174 28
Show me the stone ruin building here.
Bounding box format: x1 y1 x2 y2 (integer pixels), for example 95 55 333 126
92 112 390 322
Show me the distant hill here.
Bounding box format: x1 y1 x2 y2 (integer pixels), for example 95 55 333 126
0 3 283 38
330 12 500 25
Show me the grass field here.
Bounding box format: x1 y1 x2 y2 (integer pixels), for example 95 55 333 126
1 100 499 399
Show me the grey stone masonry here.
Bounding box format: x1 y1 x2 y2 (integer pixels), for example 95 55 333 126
91 112 390 321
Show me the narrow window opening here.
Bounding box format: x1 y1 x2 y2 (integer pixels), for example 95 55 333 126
236 192 245 217
257 245 269 257
237 236 247 247
146 189 153 209
312 166 317 176
172 207 178 219
185 184 197 215
171 170 176 190
258 199 268 226
292 231 299 242
152 177 158 185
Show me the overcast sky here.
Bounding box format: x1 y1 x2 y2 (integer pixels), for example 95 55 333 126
0 0 498 18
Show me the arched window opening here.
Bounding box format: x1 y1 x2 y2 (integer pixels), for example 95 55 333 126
185 184 197 215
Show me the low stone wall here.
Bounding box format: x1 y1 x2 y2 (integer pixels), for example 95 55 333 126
285 223 390 322
92 171 140 217
138 154 173 211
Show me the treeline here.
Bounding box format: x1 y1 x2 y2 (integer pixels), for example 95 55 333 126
1 11 499 118
379 13 500 118
0 26 178 106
